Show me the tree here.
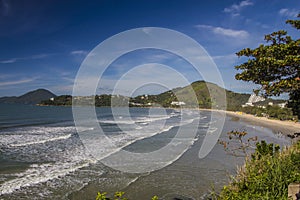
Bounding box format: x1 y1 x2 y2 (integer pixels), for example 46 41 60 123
235 14 300 118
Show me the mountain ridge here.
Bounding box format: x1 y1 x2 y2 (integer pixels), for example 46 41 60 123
39 81 251 110
0 89 56 105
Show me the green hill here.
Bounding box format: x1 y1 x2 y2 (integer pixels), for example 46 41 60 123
37 81 251 110
0 89 56 105
132 80 250 110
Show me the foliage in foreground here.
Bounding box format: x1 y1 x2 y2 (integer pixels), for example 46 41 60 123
95 191 159 200
215 140 300 199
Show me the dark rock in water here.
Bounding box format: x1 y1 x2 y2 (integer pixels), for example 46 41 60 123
162 193 195 200
287 132 300 139
164 194 194 200
171 195 194 200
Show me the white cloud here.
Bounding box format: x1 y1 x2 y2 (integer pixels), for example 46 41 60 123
70 50 89 56
0 78 36 87
62 77 75 83
212 54 238 67
31 54 49 59
0 53 51 64
214 27 249 38
224 0 253 16
196 25 249 39
142 27 154 35
0 58 17 64
279 8 298 18
145 53 174 62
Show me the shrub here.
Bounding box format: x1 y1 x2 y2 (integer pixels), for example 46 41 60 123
215 141 300 199
95 192 159 200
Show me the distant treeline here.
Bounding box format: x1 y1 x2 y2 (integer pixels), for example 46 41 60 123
39 81 251 109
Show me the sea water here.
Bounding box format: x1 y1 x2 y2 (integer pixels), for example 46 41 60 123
0 104 290 199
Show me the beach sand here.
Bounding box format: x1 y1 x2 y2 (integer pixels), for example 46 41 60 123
198 108 299 138
224 110 300 135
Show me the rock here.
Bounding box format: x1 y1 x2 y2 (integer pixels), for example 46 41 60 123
172 195 194 200
287 132 300 139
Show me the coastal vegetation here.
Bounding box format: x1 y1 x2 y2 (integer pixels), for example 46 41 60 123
38 81 298 121
214 139 300 199
234 15 300 118
240 105 297 121
40 95 72 106
214 15 300 199
95 191 159 200
39 80 250 109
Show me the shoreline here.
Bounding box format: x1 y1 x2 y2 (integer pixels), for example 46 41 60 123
225 110 300 133
211 109 300 138
32 103 300 137
199 108 299 129
37 103 300 133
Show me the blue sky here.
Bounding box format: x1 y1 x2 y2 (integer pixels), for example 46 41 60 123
0 0 299 96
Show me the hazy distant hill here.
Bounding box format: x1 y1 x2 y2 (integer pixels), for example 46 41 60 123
0 89 56 105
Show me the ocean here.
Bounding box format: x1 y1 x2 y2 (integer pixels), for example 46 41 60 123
0 104 290 199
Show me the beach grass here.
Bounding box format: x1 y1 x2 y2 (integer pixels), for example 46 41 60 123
213 140 300 199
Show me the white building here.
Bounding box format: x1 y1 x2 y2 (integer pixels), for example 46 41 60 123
171 101 186 106
242 93 265 107
278 102 287 108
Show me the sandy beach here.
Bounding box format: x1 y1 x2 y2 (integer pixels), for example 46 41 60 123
225 110 300 135
199 108 300 136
